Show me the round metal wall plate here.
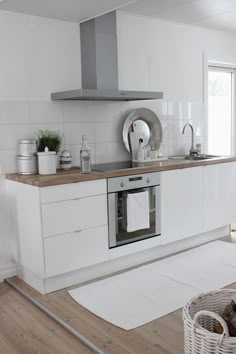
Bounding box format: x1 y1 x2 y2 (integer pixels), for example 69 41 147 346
122 108 162 153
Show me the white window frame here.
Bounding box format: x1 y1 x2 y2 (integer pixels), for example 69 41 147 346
207 64 236 155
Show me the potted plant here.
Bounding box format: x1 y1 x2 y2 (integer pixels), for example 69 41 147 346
37 129 62 153
36 129 62 175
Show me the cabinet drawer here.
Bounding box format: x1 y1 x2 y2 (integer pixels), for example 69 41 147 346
41 194 107 237
40 179 106 204
44 225 109 277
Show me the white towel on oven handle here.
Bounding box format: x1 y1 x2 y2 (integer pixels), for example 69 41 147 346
126 191 150 232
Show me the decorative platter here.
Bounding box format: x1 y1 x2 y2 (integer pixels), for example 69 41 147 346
122 108 162 152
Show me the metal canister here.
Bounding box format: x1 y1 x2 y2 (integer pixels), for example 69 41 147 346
16 155 38 175
18 139 37 156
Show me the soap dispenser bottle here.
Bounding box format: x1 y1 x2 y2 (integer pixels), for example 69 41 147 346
137 138 145 162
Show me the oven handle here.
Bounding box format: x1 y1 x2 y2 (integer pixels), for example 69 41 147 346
108 192 117 248
155 185 161 236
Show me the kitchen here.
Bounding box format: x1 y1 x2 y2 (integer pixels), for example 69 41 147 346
1 1 236 353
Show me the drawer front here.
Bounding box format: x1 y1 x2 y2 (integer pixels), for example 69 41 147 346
44 225 109 277
40 179 107 204
42 194 107 237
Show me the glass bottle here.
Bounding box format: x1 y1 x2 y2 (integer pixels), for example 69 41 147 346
80 135 91 173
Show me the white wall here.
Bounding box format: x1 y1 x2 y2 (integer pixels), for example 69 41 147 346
117 12 236 101
0 10 82 279
0 10 81 100
1 9 236 279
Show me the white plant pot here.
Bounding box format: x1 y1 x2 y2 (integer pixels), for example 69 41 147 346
37 151 57 175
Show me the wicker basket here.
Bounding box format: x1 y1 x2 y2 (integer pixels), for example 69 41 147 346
183 289 236 354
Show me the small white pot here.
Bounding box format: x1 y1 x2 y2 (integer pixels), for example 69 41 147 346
37 151 57 175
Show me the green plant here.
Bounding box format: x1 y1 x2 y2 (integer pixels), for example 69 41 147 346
36 129 62 153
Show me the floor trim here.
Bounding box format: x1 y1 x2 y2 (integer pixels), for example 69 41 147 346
4 278 105 354
0 263 16 282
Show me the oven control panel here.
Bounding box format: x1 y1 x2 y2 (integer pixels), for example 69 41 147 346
107 172 160 193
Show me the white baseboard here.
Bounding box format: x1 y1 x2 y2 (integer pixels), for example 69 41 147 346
45 226 228 293
0 263 17 282
17 226 228 294
18 266 46 294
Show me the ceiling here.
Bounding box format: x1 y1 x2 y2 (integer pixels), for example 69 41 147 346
124 0 236 33
1 0 236 33
0 0 135 22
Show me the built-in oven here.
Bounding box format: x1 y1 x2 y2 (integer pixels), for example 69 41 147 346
107 172 161 248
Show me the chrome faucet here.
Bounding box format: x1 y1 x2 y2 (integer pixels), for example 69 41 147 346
182 123 198 156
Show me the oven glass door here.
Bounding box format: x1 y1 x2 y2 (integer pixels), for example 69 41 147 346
108 185 160 248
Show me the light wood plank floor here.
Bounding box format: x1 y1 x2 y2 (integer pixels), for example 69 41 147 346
2 236 236 354
0 282 93 354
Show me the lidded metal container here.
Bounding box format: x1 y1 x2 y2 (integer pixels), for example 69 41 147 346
18 139 37 156
16 155 37 175
16 139 38 175
60 150 72 170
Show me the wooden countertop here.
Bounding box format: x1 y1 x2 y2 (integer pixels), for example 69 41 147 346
6 156 236 187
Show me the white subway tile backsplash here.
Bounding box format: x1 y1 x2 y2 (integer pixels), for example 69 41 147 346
92 102 122 122
166 120 180 139
29 101 63 124
63 101 93 123
95 142 130 164
159 139 168 157
0 125 30 149
142 101 168 119
64 122 94 145
95 121 123 143
0 149 16 173
186 102 193 120
0 101 29 125
159 118 168 140
168 138 190 156
168 119 193 139
0 99 206 173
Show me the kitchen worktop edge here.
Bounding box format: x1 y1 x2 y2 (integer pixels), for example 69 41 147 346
6 156 236 187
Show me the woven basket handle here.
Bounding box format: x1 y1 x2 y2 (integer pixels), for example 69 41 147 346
193 310 229 344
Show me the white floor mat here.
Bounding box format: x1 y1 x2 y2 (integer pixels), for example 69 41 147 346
69 241 236 330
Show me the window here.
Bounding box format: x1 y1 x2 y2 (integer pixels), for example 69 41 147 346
208 66 235 155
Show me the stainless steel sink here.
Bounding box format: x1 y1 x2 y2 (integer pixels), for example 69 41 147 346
186 154 220 160
169 154 221 161
168 155 187 160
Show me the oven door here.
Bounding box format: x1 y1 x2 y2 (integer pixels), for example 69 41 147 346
108 185 161 248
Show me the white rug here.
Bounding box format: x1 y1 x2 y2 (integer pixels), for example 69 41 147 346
69 241 236 330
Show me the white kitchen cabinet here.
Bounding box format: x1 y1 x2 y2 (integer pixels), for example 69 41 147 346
44 225 109 277
161 166 203 244
161 162 236 245
8 161 236 294
40 179 106 203
41 194 107 237
8 179 109 293
203 162 236 232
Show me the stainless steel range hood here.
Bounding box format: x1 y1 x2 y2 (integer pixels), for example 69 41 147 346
51 11 163 101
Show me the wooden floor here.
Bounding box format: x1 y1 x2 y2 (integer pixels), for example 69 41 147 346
1 236 236 354
0 282 92 354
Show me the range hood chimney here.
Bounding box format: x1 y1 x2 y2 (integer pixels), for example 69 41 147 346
51 11 163 101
